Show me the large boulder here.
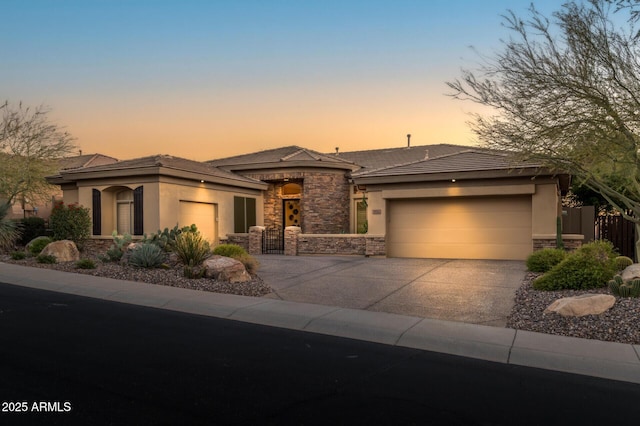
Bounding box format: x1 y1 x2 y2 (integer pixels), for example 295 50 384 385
203 255 251 283
40 240 80 262
621 264 640 282
544 294 616 317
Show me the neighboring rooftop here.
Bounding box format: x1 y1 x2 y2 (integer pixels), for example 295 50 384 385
58 153 119 170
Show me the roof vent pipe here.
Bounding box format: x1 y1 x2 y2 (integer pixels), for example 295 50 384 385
335 147 339 155
407 134 411 148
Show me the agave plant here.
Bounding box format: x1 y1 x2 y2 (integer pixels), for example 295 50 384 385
0 202 20 250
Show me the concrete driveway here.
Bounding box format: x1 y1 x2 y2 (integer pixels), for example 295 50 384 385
255 255 527 327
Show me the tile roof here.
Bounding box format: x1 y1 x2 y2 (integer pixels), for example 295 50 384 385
352 149 540 178
207 145 357 169
333 144 470 171
59 154 264 185
58 153 118 170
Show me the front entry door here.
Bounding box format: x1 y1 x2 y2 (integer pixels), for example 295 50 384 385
284 199 301 227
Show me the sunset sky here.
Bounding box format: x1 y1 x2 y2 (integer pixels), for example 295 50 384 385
2 0 560 161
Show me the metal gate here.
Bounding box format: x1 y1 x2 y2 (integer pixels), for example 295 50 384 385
262 227 284 254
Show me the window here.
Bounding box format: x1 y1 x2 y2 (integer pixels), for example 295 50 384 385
282 183 301 195
116 190 134 235
356 198 368 234
234 196 256 233
116 186 143 235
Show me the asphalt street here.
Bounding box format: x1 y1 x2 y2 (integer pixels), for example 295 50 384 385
1 282 639 425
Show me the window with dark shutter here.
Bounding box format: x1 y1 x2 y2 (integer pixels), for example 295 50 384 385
234 196 256 233
92 189 101 235
133 186 144 235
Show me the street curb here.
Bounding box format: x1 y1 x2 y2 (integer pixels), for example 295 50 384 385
2 262 639 384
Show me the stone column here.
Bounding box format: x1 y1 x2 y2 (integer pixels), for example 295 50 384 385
284 226 301 256
248 226 265 255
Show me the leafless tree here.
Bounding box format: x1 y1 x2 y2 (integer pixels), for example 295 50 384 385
447 0 640 257
0 101 76 207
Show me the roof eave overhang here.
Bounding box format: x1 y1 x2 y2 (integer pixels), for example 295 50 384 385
352 167 564 185
55 166 268 190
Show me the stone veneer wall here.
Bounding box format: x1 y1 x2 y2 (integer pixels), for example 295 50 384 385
240 170 350 234
288 229 386 256
533 235 584 251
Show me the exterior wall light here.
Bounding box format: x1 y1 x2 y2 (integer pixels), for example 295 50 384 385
451 179 456 183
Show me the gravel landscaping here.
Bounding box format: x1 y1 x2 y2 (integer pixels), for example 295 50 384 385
2 241 639 345
0 241 272 297
507 273 640 345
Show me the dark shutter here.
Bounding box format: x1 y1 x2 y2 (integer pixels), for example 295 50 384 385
246 198 256 230
133 186 144 235
92 189 101 235
234 196 244 233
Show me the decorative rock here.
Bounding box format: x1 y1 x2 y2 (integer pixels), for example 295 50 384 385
203 255 251 283
621 264 640 282
40 240 80 262
544 294 616 317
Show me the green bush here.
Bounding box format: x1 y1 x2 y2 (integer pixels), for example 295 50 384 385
212 244 247 258
533 241 617 291
234 253 259 275
614 256 634 271
36 254 57 264
128 243 166 268
10 251 26 260
18 217 47 245
49 202 91 248
174 231 210 267
76 258 96 269
526 248 566 273
28 236 53 255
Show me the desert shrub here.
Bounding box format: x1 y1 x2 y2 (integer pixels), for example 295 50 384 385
128 243 166 268
36 254 57 264
18 217 47 245
212 244 247 258
103 231 132 262
174 231 210 266
76 258 96 269
526 248 566 273
234 253 259 275
10 251 26 260
614 256 634 271
533 241 617 291
49 201 91 248
0 202 20 250
28 236 53 255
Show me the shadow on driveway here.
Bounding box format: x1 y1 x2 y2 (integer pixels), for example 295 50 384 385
256 255 527 327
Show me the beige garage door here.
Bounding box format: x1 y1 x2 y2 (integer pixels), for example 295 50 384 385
387 196 532 260
179 201 217 244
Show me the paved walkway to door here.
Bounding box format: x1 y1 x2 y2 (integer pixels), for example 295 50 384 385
256 255 527 327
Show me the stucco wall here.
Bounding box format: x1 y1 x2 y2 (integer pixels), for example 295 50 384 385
71 177 263 242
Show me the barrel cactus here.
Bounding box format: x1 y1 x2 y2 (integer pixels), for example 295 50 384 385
608 275 640 298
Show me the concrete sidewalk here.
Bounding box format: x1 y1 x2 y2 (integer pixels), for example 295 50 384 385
1 262 639 384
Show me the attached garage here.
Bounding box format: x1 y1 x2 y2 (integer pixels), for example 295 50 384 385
386 195 532 260
179 201 217 244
